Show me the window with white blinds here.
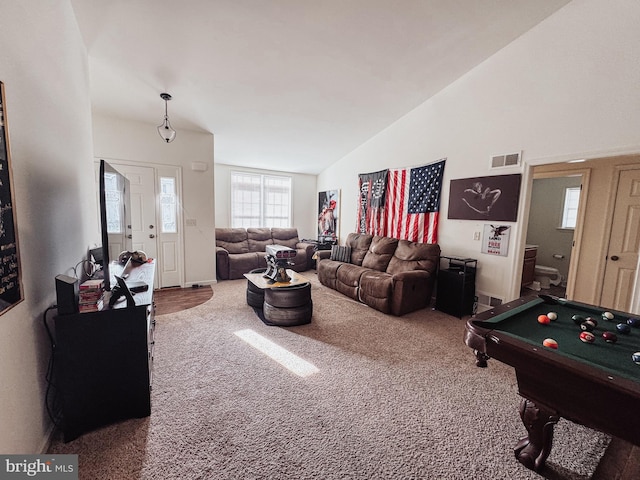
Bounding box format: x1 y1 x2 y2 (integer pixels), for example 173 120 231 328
230 172 292 228
561 186 580 229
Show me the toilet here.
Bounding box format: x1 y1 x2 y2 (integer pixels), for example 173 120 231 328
534 265 562 289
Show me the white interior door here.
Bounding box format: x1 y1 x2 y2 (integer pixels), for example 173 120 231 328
601 168 640 311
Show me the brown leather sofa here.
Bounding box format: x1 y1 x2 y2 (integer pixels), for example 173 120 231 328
215 227 315 280
317 233 440 316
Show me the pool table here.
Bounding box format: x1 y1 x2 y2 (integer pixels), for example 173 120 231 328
464 294 640 472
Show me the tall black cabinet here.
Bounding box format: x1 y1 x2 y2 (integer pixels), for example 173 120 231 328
54 261 156 442
435 256 477 318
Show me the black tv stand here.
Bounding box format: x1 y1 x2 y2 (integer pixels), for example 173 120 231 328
54 261 156 442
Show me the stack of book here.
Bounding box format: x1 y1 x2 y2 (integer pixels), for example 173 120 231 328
78 279 105 313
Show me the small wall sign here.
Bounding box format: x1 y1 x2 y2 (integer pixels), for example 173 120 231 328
481 224 511 256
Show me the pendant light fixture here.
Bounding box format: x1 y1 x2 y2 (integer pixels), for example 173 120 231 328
157 92 176 143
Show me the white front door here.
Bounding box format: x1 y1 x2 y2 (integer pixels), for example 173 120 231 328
121 165 158 259
109 162 184 289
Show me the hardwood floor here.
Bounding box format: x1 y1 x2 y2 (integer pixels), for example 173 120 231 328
153 285 213 316
153 281 639 478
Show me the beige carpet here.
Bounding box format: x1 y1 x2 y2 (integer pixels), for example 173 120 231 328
48 275 610 479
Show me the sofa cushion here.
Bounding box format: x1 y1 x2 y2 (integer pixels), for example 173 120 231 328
386 240 440 275
215 228 249 254
247 228 273 252
345 233 373 266
271 228 300 249
228 252 263 279
362 236 398 271
330 245 352 263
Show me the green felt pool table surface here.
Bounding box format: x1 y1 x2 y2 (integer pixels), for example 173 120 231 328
476 296 640 382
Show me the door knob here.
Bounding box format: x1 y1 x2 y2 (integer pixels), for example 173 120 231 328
149 225 154 229
610 255 619 261
149 234 156 239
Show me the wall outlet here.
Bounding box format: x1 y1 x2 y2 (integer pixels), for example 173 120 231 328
473 231 481 241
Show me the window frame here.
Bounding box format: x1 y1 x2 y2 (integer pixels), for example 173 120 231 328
230 171 292 228
560 186 581 230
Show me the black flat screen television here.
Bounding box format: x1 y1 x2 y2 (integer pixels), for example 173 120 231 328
98 160 133 291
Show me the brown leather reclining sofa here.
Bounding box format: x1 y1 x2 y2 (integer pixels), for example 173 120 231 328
215 227 315 280
317 233 440 316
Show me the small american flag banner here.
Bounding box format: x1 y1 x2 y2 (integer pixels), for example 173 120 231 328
386 159 446 243
357 169 388 236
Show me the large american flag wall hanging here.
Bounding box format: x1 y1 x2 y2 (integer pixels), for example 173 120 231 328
357 158 446 244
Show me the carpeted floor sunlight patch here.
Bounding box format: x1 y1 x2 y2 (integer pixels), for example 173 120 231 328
49 276 610 480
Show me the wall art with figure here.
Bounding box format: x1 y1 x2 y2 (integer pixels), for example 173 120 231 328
447 174 521 222
318 189 339 243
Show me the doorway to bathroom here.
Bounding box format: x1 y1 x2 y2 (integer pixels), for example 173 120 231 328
524 172 584 299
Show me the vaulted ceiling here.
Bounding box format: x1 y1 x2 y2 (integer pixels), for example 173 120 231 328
71 0 570 174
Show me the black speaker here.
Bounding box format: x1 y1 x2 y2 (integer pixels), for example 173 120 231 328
55 274 79 315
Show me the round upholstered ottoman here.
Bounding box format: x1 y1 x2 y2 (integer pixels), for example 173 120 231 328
263 283 312 326
246 268 267 308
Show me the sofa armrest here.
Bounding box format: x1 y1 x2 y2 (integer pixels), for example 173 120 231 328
215 246 230 280
296 241 316 266
315 249 333 262
391 270 431 282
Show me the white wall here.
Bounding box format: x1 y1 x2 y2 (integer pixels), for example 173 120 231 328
91 114 216 286
214 163 317 241
317 0 640 304
0 1 96 453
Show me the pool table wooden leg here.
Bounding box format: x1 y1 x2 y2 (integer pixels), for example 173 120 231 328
514 397 559 472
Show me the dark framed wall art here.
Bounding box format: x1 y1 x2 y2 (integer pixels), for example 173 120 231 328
447 174 522 222
0 81 23 313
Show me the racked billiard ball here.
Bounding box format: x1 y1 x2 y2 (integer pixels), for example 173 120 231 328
616 323 631 335
538 314 551 325
572 314 586 325
543 338 558 349
585 317 598 327
602 311 615 321
580 321 595 332
633 352 640 365
602 331 618 343
547 312 558 321
579 331 596 343
627 317 640 328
